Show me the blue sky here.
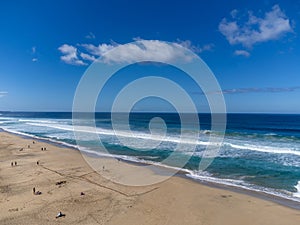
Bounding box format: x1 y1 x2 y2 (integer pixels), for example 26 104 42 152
0 0 300 113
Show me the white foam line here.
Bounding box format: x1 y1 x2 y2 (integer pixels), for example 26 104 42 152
0 117 17 121
1 127 146 162
294 181 300 198
26 122 300 157
19 119 61 124
225 143 300 156
1 127 79 150
1 128 41 139
26 122 210 146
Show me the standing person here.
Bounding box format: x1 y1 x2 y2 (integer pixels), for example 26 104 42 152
33 187 35 194
14 161 17 166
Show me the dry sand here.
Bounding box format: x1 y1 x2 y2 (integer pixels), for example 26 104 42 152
0 131 299 225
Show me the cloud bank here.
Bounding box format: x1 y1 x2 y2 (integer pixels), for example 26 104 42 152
221 86 300 94
193 86 300 95
219 5 293 48
58 39 212 66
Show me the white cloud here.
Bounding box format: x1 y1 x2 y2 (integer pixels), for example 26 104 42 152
200 43 215 52
234 50 250 57
176 40 214 53
85 32 96 39
58 44 86 66
80 43 115 56
219 5 293 47
230 9 238 18
0 91 8 98
99 40 195 64
80 52 96 61
31 46 38 62
59 39 206 65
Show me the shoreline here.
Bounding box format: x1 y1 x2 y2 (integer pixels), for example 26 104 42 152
1 130 299 224
182 174 300 210
2 128 300 210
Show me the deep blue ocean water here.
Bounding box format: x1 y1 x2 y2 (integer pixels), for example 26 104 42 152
1 112 300 201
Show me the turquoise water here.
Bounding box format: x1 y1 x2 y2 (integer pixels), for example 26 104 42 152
1 112 300 201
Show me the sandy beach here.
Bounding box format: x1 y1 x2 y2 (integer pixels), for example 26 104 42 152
0 131 299 225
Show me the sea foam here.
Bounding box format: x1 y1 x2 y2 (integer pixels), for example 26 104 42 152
294 181 300 198
25 122 300 157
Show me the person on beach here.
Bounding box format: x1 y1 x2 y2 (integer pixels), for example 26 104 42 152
28 145 30 148
56 212 65 218
37 161 39 165
33 141 35 144
35 191 42 195
33 187 35 194
44 147 46 150
41 147 43 151
14 161 17 166
11 162 13 166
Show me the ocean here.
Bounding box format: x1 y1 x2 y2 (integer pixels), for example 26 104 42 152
1 112 300 202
